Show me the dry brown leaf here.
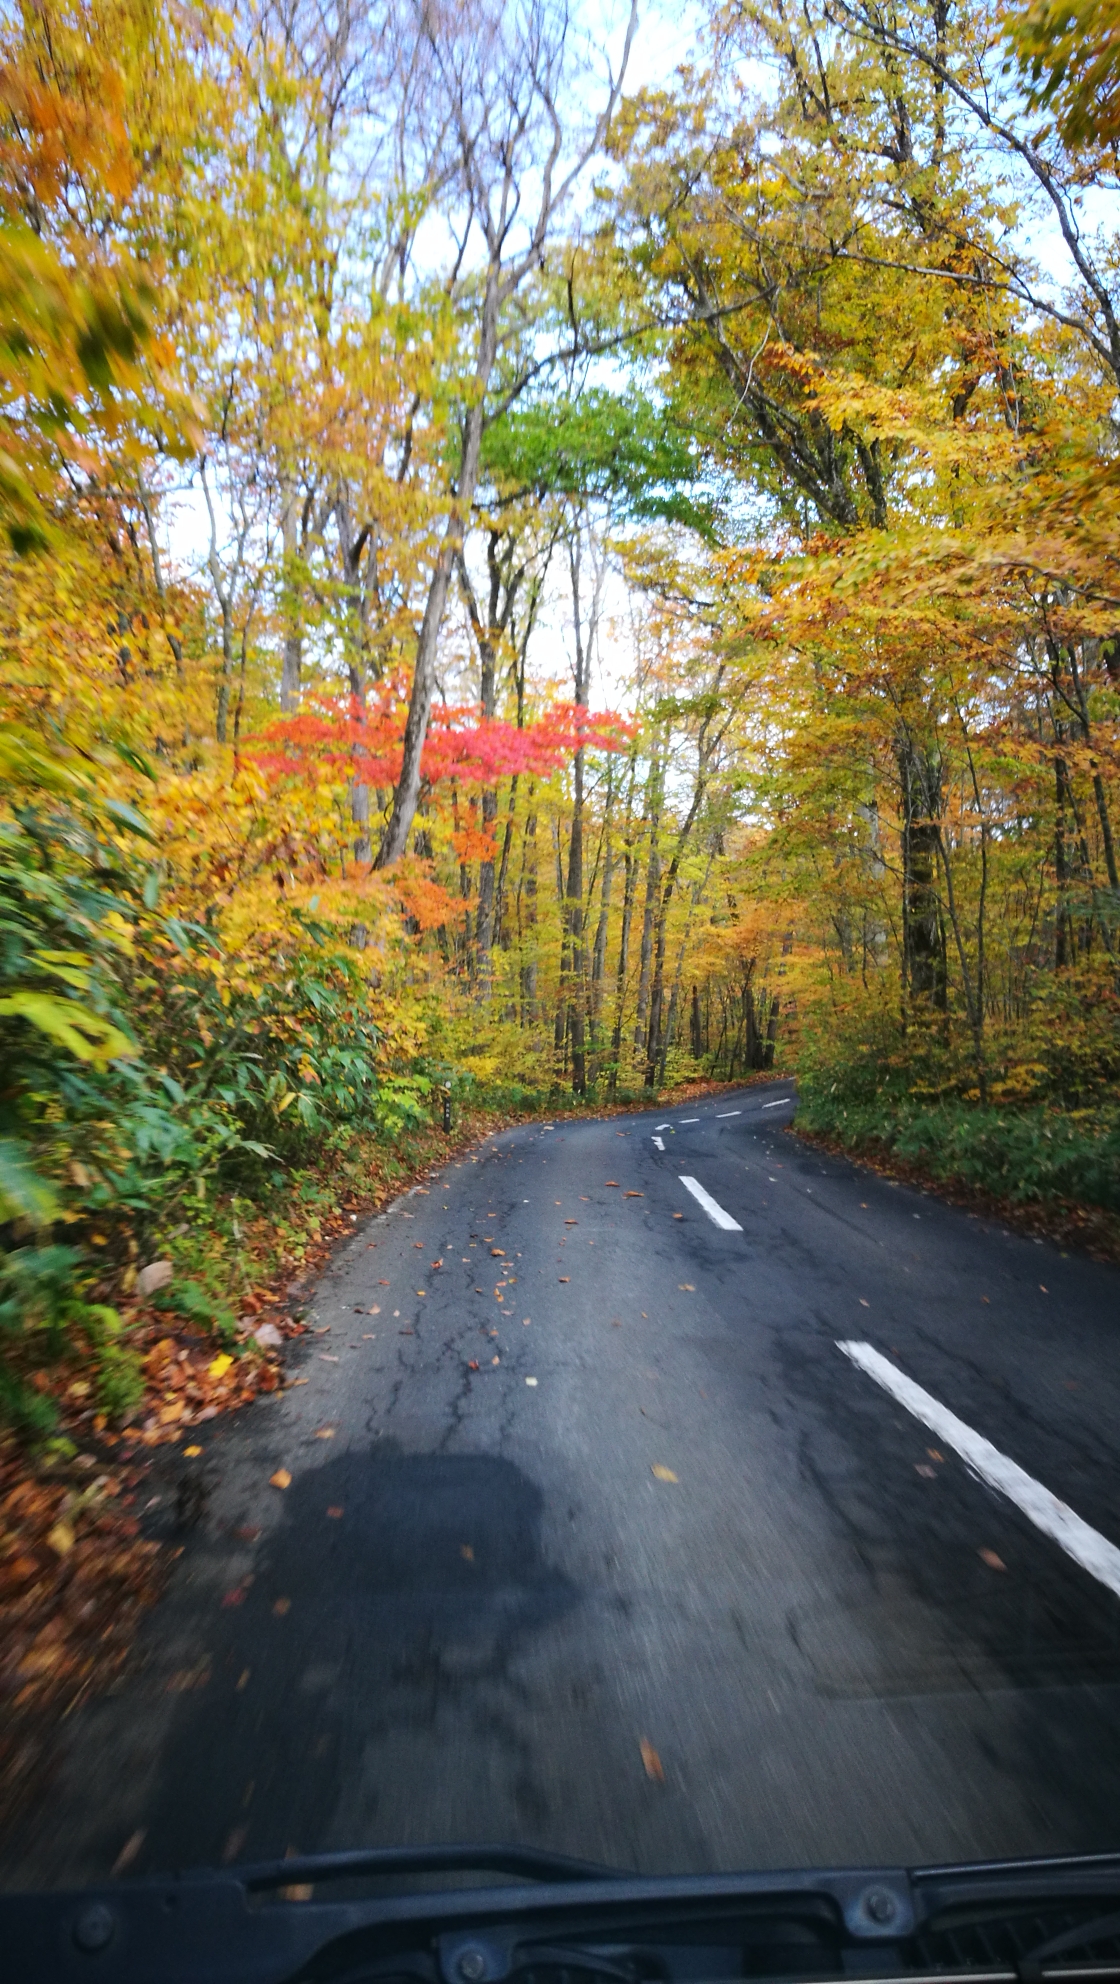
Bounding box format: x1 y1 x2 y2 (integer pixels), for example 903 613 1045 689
272 1597 291 1617
460 1544 474 1561
678 1283 694 1292
558 1276 570 1283
624 1191 644 1198
915 1463 936 1478
639 1738 665 1781
314 1427 335 1440
111 1830 147 1877
979 1548 1007 1570
270 1469 292 1490
183 1444 202 1457
605 1181 619 1187
651 1464 678 1483
326 1507 343 1519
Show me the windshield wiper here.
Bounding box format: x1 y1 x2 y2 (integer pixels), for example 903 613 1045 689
6 1845 1120 1984
234 1846 625 1893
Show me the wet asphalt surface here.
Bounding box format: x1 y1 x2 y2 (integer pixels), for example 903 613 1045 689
7 1081 1120 1886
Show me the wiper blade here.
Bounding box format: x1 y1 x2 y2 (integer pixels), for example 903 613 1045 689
230 1845 625 1893
1017 1910 1120 1984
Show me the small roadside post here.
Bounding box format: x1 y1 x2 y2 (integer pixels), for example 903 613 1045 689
441 1085 452 1134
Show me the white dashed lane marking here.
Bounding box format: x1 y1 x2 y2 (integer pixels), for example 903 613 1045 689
679 1176 743 1232
838 1340 1120 1601
652 1136 665 1151
716 1110 741 1118
762 1097 792 1109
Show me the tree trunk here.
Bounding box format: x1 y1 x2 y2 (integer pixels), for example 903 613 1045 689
280 488 302 711
897 735 948 1011
377 265 501 868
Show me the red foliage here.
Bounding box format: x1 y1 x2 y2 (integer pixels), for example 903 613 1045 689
247 694 635 794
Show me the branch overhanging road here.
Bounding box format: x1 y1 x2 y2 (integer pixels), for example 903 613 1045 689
10 1080 1120 1886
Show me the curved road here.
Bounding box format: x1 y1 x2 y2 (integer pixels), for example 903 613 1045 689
10 1083 1120 1883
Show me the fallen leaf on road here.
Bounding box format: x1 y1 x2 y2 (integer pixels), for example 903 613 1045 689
290 1377 308 1386
612 1319 622 1328
235 1525 260 1541
414 1242 423 1249
222 1827 247 1866
461 1544 474 1560
399 1327 414 1335
678 1284 694 1292
928 1449 944 1462
915 1463 936 1478
558 1276 570 1283
651 1464 678 1482
523 1317 531 1325
184 1444 202 1457
222 1587 247 1607
320 1353 339 1362
209 1353 234 1380
605 1181 619 1187
417 1289 426 1296
378 1279 389 1285
672 1213 682 1219
491 1355 500 1365
430 1261 442 1270
491 1247 505 1256
640 1738 665 1781
237 1668 251 1691
624 1191 643 1198
468 1359 480 1370
314 1426 335 1440
47 1520 75 1556
270 1469 292 1490
327 1506 343 1519
565 1219 578 1225
1040 1284 1048 1293
272 1597 290 1617
369 1305 380 1315
526 1377 538 1386
111 1830 146 1877
979 1548 1007 1570
859 1299 870 1308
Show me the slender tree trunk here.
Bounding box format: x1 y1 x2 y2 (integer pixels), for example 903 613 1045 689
377 265 501 868
280 487 302 711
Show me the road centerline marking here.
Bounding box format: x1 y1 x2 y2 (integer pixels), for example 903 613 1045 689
716 1110 741 1118
679 1176 743 1231
762 1097 792 1109
837 1340 1120 1600
652 1136 665 1150
679 1117 700 1124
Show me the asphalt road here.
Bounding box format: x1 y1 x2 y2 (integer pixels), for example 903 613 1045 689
9 1081 1120 1886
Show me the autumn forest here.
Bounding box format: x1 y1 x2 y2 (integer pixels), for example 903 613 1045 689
2 0 1120 1442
